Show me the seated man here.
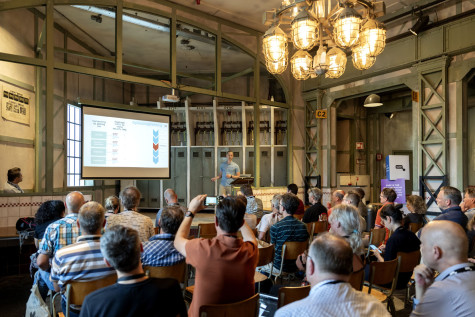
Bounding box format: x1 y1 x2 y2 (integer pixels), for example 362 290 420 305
287 184 304 215
240 184 264 218
106 186 154 242
51 202 115 317
433 186 468 229
302 187 327 223
174 195 258 317
80 225 187 317
275 233 390 317
411 220 475 317
257 194 283 241
155 188 186 228
342 192 367 232
4 167 23 193
270 193 309 272
142 205 185 267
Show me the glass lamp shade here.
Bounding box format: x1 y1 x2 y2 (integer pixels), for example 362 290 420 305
313 45 328 75
352 45 376 70
290 50 313 80
291 10 318 50
325 47 347 78
359 19 386 57
263 25 288 63
266 56 288 74
333 6 362 48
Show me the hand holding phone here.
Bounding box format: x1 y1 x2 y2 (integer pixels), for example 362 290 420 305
204 196 218 206
369 244 382 253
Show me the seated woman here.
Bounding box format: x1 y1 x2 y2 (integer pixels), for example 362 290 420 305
403 195 427 230
34 200 65 248
371 204 421 289
256 194 283 241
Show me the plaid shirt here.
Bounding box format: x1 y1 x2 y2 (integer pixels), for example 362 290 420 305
141 233 185 267
38 213 81 257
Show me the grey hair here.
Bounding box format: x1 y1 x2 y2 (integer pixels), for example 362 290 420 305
309 233 353 275
119 186 141 210
104 196 120 212
271 194 282 210
101 225 141 273
328 204 364 255
308 187 323 202
79 201 105 234
441 186 462 206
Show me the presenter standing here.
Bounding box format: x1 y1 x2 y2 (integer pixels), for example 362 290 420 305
211 151 240 197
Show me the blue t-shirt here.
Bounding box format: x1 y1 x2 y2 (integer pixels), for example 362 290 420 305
219 161 240 186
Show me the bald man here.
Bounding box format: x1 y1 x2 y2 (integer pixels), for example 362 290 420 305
155 188 186 228
411 220 475 317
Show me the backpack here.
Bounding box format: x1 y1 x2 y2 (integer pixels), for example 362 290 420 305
16 217 36 231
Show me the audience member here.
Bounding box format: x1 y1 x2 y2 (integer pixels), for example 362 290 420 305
404 195 427 230
106 186 154 242
270 193 309 273
354 187 368 218
240 184 263 218
275 233 390 317
174 195 258 317
433 186 467 229
411 221 475 317
327 189 345 219
302 187 327 223
371 204 421 289
343 192 367 232
142 206 185 267
287 183 304 215
154 188 186 228
36 191 85 296
4 167 24 193
34 200 65 248
237 195 257 230
104 195 120 218
461 187 475 222
51 202 115 317
257 194 283 241
375 187 397 243
80 225 187 317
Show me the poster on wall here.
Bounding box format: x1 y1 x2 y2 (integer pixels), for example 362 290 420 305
381 178 406 204
1 83 32 125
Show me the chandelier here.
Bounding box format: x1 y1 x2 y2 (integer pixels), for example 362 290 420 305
263 0 386 80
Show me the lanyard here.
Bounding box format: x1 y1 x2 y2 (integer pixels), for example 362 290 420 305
443 265 475 280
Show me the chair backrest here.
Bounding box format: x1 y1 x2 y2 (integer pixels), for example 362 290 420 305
294 213 304 221
313 221 327 235
369 227 386 247
348 267 365 291
306 222 315 238
397 250 421 273
257 244 275 267
368 256 401 296
277 285 311 308
198 223 217 239
144 261 187 284
282 241 309 261
408 222 423 233
65 273 117 308
199 293 260 317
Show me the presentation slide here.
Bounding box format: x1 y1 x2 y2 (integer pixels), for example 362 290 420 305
81 105 170 179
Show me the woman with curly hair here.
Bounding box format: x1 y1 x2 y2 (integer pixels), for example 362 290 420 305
403 195 427 229
34 200 65 248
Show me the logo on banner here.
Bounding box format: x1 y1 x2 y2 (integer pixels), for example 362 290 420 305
152 130 159 164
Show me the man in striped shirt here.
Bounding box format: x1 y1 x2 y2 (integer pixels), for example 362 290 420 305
142 205 185 267
270 193 309 272
51 201 115 317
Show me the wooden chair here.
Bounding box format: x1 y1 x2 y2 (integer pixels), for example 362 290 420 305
277 285 311 308
199 293 260 317
306 221 327 243
274 240 309 283
144 261 188 289
397 250 421 306
254 244 275 291
363 257 401 316
294 213 304 221
348 267 365 291
198 223 217 239
408 222 423 233
365 227 386 258
53 273 117 317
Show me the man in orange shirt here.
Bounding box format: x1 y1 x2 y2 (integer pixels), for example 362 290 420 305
174 195 258 317
375 188 397 243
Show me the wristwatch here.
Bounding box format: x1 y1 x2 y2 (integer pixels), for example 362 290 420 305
185 211 195 218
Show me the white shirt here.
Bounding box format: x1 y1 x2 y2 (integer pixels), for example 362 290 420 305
257 213 283 233
275 281 390 317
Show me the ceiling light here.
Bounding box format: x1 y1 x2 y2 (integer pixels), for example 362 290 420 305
290 50 313 80
359 19 386 57
262 25 288 63
364 94 383 107
352 45 376 70
291 10 318 50
313 45 328 76
333 5 362 49
384 112 395 119
409 15 429 36
325 47 347 79
266 57 288 75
